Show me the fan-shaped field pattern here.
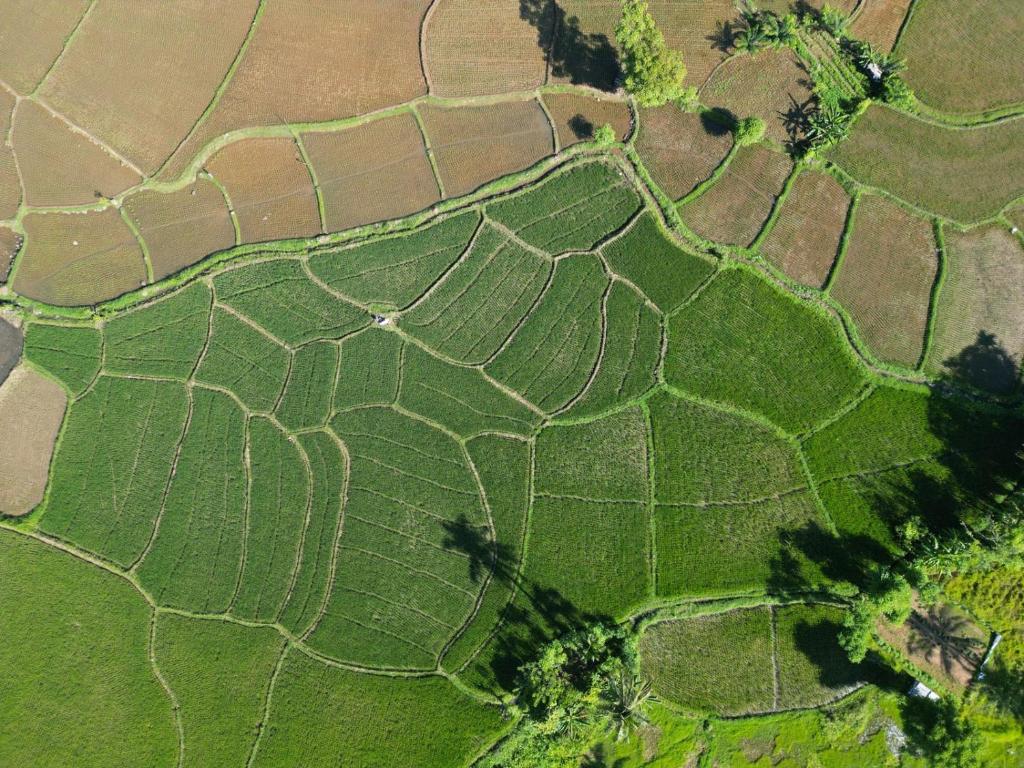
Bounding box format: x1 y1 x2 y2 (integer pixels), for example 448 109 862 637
307 407 488 669
401 223 552 364
308 211 481 310
666 268 867 435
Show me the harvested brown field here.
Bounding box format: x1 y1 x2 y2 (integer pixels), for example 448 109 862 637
700 50 813 145
37 0 258 173
649 0 737 87
0 0 90 93
850 0 914 52
12 100 140 208
680 144 792 246
206 137 320 244
0 226 21 282
635 106 733 201
425 0 553 96
927 224 1024 393
0 318 21 385
548 0 621 91
302 113 439 233
123 178 235 281
542 92 632 148
760 170 851 288
897 0 1024 115
161 0 428 179
0 365 67 516
831 195 937 367
0 90 20 219
830 105 1024 223
419 100 554 199
12 209 146 306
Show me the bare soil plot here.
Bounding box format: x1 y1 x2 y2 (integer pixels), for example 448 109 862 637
0 365 67 515
760 170 851 288
301 113 439 233
0 226 21 282
12 100 140 208
829 105 1024 223
0 0 90 93
831 194 937 367
680 144 792 246
700 50 813 146
161 0 428 179
897 0 1024 115
123 178 235 280
542 92 632 147
927 224 1024 393
37 0 258 173
850 0 914 52
12 209 146 306
205 137 320 243
0 90 20 219
419 100 554 198
635 106 733 201
425 0 554 97
0 318 21 385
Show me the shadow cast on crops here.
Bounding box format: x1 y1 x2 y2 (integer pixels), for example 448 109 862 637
568 113 595 139
520 0 620 91
942 329 1020 397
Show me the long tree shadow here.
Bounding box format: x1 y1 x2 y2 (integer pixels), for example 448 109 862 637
520 0 620 91
941 329 1020 397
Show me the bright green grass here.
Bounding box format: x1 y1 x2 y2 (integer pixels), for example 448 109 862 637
402 224 551 363
654 492 826 597
309 210 480 308
40 376 188 567
231 417 309 622
774 603 863 710
563 281 660 419
398 344 540 438
137 387 246 613
648 389 805 504
640 607 775 715
0 530 177 768
103 282 210 378
665 268 867 434
535 406 648 501
334 328 403 410
279 431 346 636
154 614 284 768
214 259 367 345
602 212 715 312
309 406 486 668
486 253 607 411
22 322 101 395
443 434 531 672
253 650 503 768
486 161 640 254
274 341 338 430
194 307 290 412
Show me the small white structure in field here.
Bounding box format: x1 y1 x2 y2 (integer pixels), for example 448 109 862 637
373 314 391 326
908 681 940 700
867 62 883 81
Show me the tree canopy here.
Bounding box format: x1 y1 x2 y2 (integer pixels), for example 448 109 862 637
616 0 688 107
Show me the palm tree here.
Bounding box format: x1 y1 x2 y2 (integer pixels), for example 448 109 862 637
601 666 654 741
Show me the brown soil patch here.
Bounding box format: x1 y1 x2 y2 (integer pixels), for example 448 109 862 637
0 226 22 283
927 224 1024 393
12 209 146 306
851 0 914 52
123 178 235 281
649 0 738 87
206 137 320 244
38 0 259 173
761 170 851 288
12 100 140 207
542 92 632 148
161 0 428 180
0 318 22 385
635 106 733 201
425 0 554 97
0 0 90 93
0 365 67 516
419 99 554 199
680 144 792 246
0 90 20 219
700 50 813 146
302 112 439 233
831 194 937 367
